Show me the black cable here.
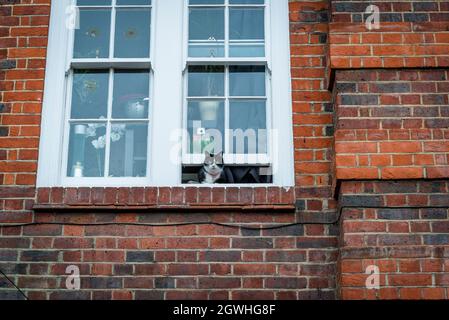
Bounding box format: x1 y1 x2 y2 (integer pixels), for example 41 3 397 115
0 268 29 300
0 221 315 230
0 205 447 230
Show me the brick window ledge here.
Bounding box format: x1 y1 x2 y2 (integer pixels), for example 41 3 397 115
33 187 296 213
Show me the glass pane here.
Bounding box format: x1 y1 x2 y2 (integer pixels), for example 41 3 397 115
187 100 224 154
188 66 225 97
74 9 111 58
189 8 224 41
77 0 111 5
229 100 267 154
229 65 265 96
230 0 264 4
229 8 264 40
117 0 151 4
190 0 224 4
230 43 264 57
67 122 106 177
114 8 151 58
109 123 148 177
71 70 109 119
189 42 225 58
112 70 150 119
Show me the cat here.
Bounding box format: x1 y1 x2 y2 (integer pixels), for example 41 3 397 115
198 151 224 184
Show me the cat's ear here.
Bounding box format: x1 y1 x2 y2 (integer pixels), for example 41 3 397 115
215 151 224 164
204 151 211 159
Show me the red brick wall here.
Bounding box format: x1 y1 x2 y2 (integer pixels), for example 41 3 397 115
335 69 449 180
330 1 449 68
0 0 448 300
330 0 449 300
339 180 449 299
0 0 340 300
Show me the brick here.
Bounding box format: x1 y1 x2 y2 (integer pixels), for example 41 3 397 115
381 167 423 179
203 251 241 262
266 250 306 262
199 278 241 289
390 274 432 287
265 277 307 289
378 209 419 220
21 250 58 262
126 251 154 263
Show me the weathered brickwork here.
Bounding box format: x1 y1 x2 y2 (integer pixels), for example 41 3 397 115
335 69 449 180
330 1 449 68
339 180 449 299
0 0 448 300
0 210 338 300
332 1 449 23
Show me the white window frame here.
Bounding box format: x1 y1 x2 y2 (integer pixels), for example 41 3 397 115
182 0 271 167
37 0 294 187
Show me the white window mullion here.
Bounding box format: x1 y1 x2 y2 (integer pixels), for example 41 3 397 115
265 0 272 72
265 66 272 166
224 65 230 157
145 70 153 181
110 0 117 59
60 71 74 183
225 0 229 58
103 69 114 178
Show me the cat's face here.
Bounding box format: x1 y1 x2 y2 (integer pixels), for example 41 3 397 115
203 151 224 175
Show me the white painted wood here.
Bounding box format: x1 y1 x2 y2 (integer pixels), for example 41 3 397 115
37 0 71 187
270 0 294 186
149 0 184 186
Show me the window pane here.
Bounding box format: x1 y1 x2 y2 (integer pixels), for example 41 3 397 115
189 8 224 41
189 42 225 58
114 8 151 58
229 8 264 40
74 9 111 58
77 0 111 5
230 43 264 57
229 0 264 4
116 0 151 4
71 70 109 119
189 8 225 58
109 123 148 177
229 100 267 154
188 66 225 97
67 122 106 177
112 70 150 119
187 100 224 154
229 66 265 96
190 0 224 4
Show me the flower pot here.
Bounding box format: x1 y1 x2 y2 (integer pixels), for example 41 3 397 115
71 162 84 177
74 124 87 135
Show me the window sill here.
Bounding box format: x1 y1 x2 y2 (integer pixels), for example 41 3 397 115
33 187 296 213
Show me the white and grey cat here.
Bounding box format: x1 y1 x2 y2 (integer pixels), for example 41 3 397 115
198 151 224 184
